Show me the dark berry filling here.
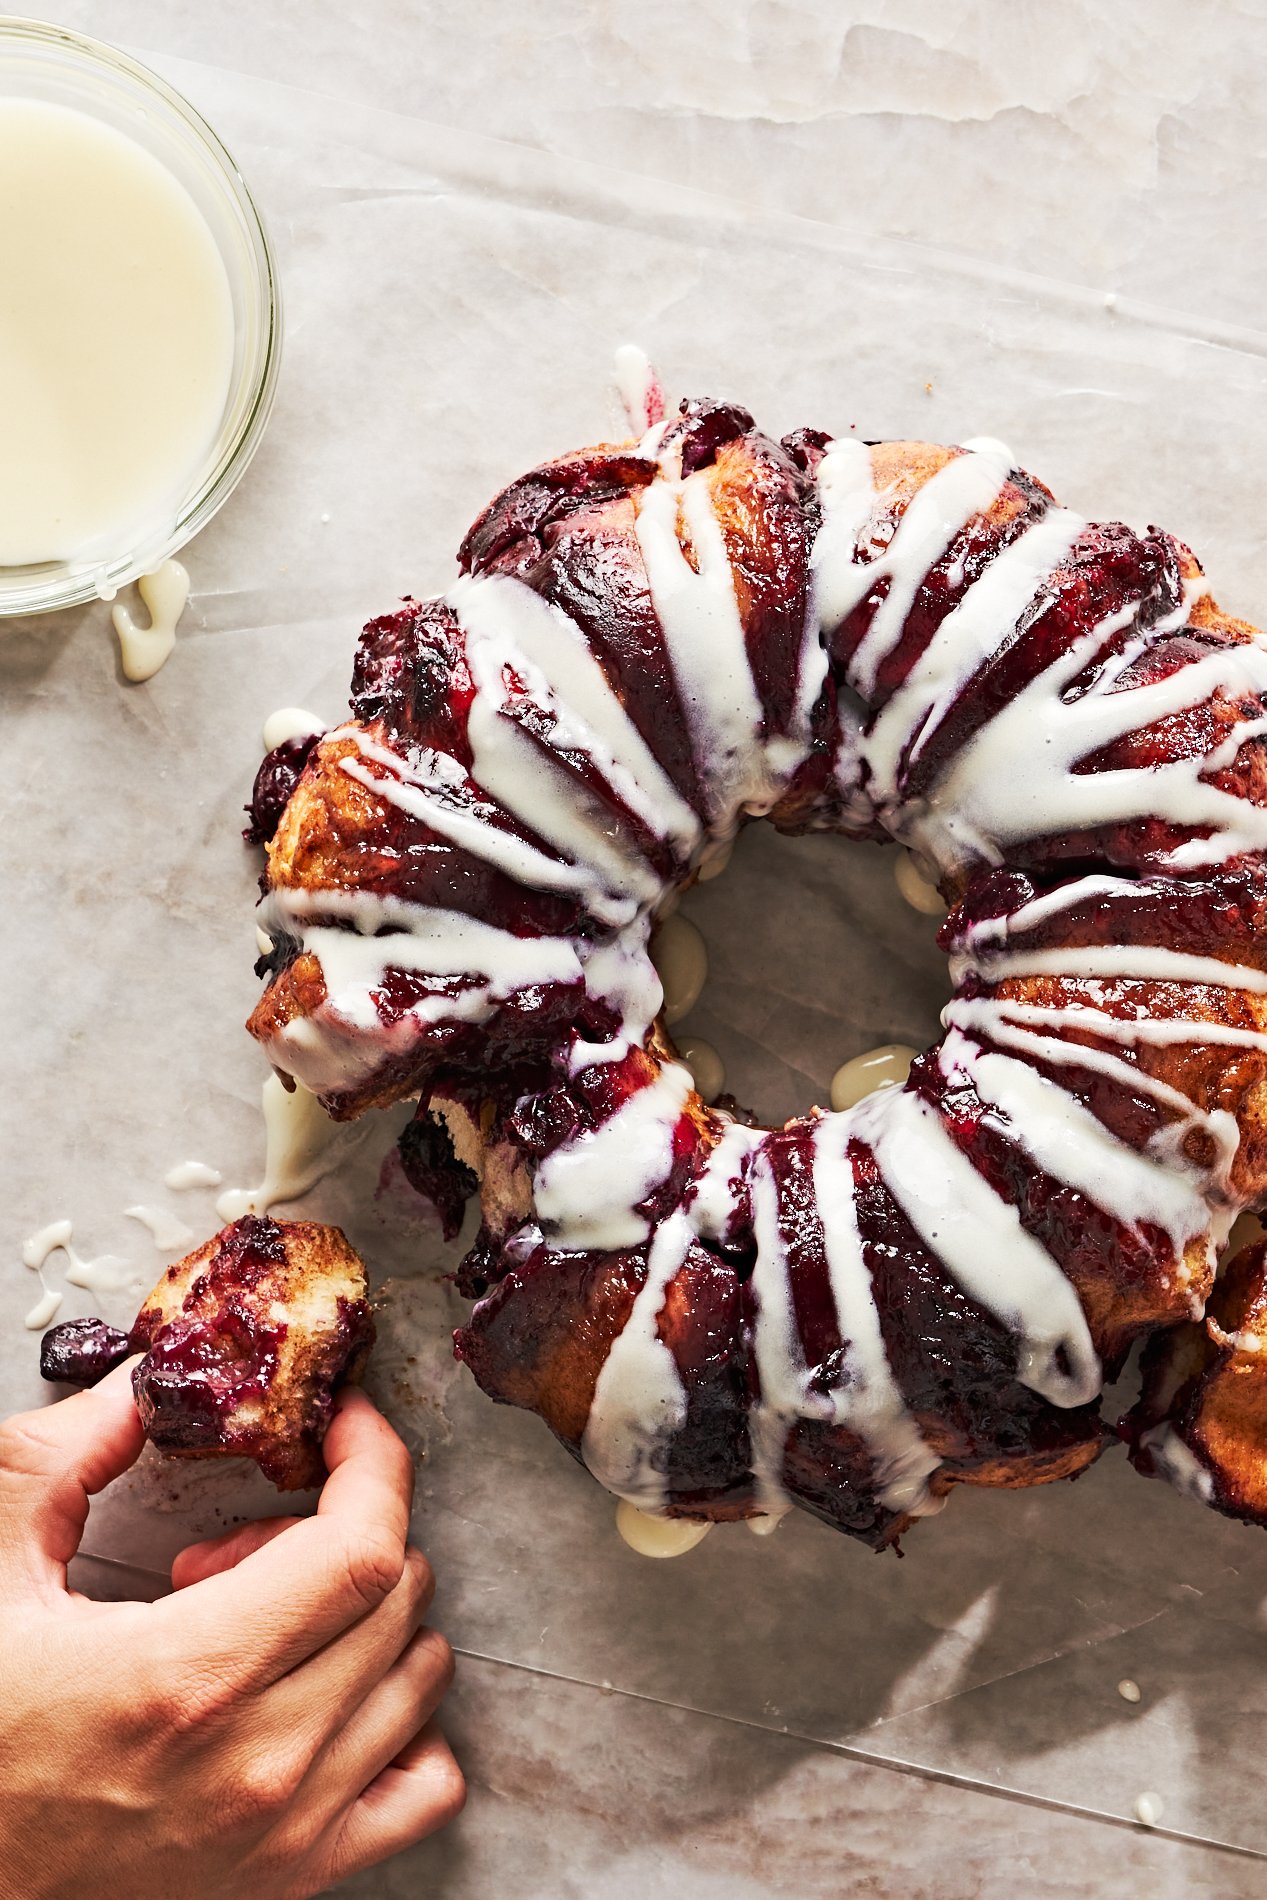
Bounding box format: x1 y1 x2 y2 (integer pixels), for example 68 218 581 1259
243 732 322 846
399 1110 479 1241
39 1317 131 1388
132 1305 285 1450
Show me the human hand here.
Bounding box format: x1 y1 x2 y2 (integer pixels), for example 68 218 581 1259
0 1364 463 1899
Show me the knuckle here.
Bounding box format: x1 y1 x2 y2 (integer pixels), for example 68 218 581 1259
402 1545 435 1609
218 1746 308 1831
403 1628 456 1714
432 1753 467 1827
145 1664 239 1742
266 1817 328 1887
415 1628 456 1693
340 1528 406 1614
260 1800 327 1875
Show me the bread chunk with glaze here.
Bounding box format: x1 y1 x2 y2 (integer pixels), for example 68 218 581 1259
41 1216 374 1491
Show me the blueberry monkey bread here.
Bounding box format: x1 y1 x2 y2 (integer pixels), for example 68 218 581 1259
239 385 1267 1545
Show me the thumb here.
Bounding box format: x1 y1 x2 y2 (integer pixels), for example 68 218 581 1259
0 1356 145 1593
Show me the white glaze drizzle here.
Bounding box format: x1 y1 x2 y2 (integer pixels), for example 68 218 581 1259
612 344 664 436
812 1118 942 1512
450 572 701 854
216 1074 365 1222
337 730 639 927
689 1120 763 1243
949 993 1267 1058
24 1288 63 1332
458 615 667 909
954 942 1267 994
570 429 1267 1520
264 883 636 1097
22 1220 74 1271
809 437 876 632
262 706 324 750
615 1498 711 1557
944 994 1241 1198
818 439 1015 698
960 873 1164 947
164 1160 223 1190
1139 1422 1213 1503
112 559 190 683
949 918 1267 1261
582 1083 944 1523
809 412 1267 889
535 1062 692 1252
852 1084 1102 1407
123 1205 196 1252
269 888 585 1029
21 1220 71 1333
634 472 774 817
581 1122 763 1514
938 1029 1209 1264
904 607 1267 877
744 1148 811 1518
582 1210 694 1504
568 922 663 1072
22 1217 137 1300
63 1248 138 1297
863 508 1084 801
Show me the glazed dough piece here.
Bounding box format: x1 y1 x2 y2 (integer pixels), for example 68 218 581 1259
41 1216 374 1490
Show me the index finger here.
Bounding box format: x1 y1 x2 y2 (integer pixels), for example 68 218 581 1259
153 1388 416 1692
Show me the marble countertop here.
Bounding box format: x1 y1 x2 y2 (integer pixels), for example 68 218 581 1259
10 2 1267 1892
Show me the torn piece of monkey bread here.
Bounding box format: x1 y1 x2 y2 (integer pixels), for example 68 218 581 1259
40 1215 374 1491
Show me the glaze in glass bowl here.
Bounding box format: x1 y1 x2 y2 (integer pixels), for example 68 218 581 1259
0 17 281 616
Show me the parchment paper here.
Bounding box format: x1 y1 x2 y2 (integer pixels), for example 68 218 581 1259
7 26 1267 1859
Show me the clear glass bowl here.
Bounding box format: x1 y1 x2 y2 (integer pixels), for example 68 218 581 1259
0 17 281 616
